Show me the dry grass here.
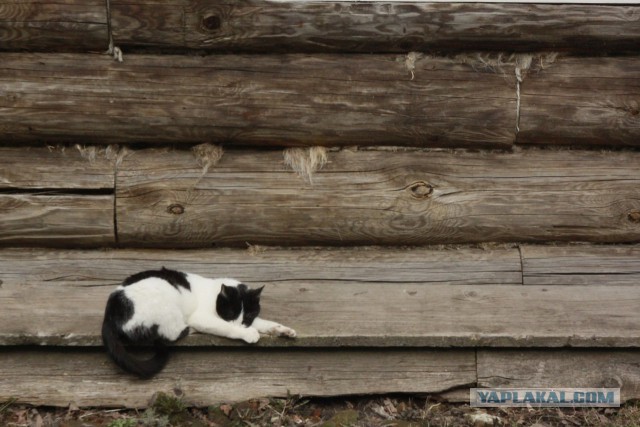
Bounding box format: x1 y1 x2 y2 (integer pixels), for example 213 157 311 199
2 396 640 427
283 146 328 184
191 143 224 176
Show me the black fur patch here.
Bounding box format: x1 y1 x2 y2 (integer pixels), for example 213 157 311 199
122 267 190 291
104 290 134 329
215 283 263 326
240 284 263 326
216 284 243 321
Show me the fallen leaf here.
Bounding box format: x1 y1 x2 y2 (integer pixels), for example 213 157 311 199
219 404 233 417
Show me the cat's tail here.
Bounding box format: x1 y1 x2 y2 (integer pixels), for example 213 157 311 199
101 293 169 379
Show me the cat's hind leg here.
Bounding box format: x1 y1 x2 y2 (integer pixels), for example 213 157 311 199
251 318 297 338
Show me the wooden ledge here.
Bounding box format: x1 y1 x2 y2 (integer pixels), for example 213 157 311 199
1 246 639 348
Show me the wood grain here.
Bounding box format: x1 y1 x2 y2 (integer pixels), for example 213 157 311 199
0 195 114 247
0 146 115 190
518 57 640 147
522 245 640 286
0 348 475 407
1 247 640 348
479 350 640 402
110 1 640 54
0 246 522 288
0 52 516 148
0 0 108 51
117 148 640 247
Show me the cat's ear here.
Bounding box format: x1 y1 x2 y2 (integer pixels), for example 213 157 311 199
220 284 231 299
252 285 265 296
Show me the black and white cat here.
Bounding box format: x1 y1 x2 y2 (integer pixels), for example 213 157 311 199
102 267 296 378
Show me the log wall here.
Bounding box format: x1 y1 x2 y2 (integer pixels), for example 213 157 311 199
2 0 640 409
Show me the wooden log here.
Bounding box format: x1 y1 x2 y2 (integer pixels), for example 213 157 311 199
0 348 476 407
0 52 516 148
0 0 108 51
110 1 640 54
518 57 640 147
0 146 116 190
0 246 523 288
117 148 640 247
0 195 114 247
0 146 116 247
1 248 640 348
478 350 640 402
522 245 640 286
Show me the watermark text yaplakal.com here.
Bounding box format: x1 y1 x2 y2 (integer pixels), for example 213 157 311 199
471 388 620 407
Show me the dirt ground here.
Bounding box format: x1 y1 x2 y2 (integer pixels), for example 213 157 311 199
2 393 640 427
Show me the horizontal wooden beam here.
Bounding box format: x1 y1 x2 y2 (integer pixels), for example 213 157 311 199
0 0 108 51
0 146 116 190
521 245 640 286
1 247 640 348
518 57 640 147
2 54 638 147
479 349 640 403
0 194 114 247
0 348 476 407
4 348 640 407
0 146 116 247
110 1 640 54
0 53 516 147
117 148 640 247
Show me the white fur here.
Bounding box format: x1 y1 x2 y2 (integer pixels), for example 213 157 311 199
120 274 296 343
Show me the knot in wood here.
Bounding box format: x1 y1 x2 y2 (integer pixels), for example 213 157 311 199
408 181 433 199
167 204 185 215
628 210 640 223
202 15 222 31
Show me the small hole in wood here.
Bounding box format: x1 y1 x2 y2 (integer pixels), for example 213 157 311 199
202 15 222 31
167 204 185 215
631 109 639 116
628 210 640 223
408 181 433 199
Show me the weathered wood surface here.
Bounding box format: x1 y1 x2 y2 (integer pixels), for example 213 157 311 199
0 53 516 148
0 195 114 247
0 146 115 190
522 245 640 286
518 57 640 147
478 350 640 402
0 0 108 51
0 348 475 407
117 148 640 247
1 247 640 348
0 246 522 287
110 1 640 54
0 146 116 247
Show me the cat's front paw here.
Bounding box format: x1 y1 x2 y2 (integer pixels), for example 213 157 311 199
242 327 260 344
270 325 297 338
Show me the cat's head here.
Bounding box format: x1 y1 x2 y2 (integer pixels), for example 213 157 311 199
216 282 264 326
